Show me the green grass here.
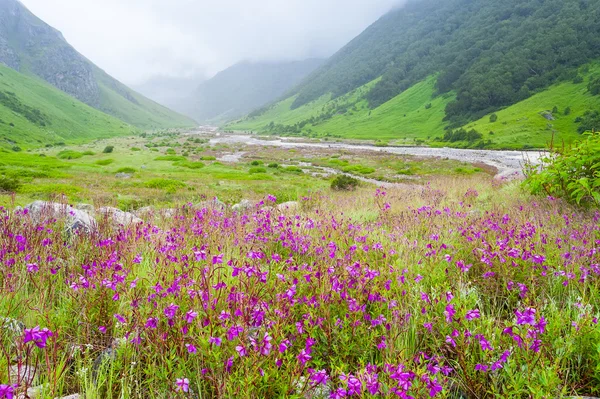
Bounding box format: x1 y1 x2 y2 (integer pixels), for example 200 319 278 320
228 63 600 149
0 64 138 149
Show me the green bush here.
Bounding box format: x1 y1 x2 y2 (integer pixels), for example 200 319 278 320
249 167 267 174
175 161 205 169
268 163 279 168
12 146 22 152
96 159 115 166
283 166 304 174
166 148 176 155
564 107 571 116
250 160 262 166
103 146 114 153
82 151 95 156
144 178 186 193
131 147 141 151
155 155 186 162
201 156 217 161
524 132 600 206
116 167 136 174
342 164 376 175
489 113 498 123
57 150 84 160
331 175 359 191
0 177 21 192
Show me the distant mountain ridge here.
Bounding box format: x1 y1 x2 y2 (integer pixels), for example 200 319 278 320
0 0 194 129
185 59 324 124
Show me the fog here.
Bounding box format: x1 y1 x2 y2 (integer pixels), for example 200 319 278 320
20 0 404 84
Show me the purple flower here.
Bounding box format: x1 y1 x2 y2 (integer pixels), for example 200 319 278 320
346 375 362 395
185 310 198 324
515 308 536 325
236 345 247 357
212 254 223 265
114 314 126 324
164 303 179 320
330 388 347 398
297 349 311 366
0 384 17 399
145 317 158 329
186 343 197 354
24 326 53 348
209 336 222 347
310 369 329 386
465 309 481 321
175 378 189 393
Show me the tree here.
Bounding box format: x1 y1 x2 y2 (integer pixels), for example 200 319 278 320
103 146 114 153
489 113 498 123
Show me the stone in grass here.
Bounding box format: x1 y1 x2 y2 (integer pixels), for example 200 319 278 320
24 201 96 235
294 376 332 399
277 201 300 212
196 198 226 211
10 364 38 386
115 173 133 179
98 207 143 226
1 317 25 348
232 199 254 212
75 203 95 215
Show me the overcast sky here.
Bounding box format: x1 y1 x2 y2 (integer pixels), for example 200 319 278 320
20 0 403 85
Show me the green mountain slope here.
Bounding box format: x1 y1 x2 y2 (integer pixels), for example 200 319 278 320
229 64 600 149
0 0 195 129
0 63 137 148
185 59 324 124
229 0 600 148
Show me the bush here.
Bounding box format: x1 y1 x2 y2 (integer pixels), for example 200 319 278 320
57 150 84 160
144 178 186 193
103 146 114 153
268 163 279 168
524 132 600 206
175 161 205 170
249 167 267 174
116 167 136 174
12 146 21 152
96 159 115 166
155 155 186 162
0 177 21 192
201 156 217 161
331 175 359 191
131 147 141 151
564 107 571 116
82 151 95 156
250 160 262 166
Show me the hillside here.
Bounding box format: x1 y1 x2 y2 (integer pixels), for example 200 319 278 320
229 0 600 148
131 74 206 116
0 63 137 148
187 59 324 124
0 0 195 129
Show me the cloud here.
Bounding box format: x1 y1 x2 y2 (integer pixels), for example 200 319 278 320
20 0 404 84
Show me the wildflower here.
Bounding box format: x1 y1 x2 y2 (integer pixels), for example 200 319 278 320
212 254 223 265
475 364 489 372
310 369 329 386
164 304 179 320
26 263 39 273
98 326 107 334
175 378 189 393
209 336 222 347
330 388 347 398
515 308 536 325
298 349 311 366
465 309 481 321
145 318 158 329
185 310 198 324
0 384 17 399
23 326 53 348
347 375 362 395
186 344 197 354
236 345 247 357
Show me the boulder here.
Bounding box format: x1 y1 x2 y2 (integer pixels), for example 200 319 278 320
232 199 253 212
277 201 300 212
1 317 24 351
98 207 142 226
114 173 132 179
196 198 226 211
133 206 156 218
75 203 95 214
10 364 38 385
24 201 96 234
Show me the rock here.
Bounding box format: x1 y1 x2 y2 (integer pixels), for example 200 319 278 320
196 198 226 211
1 317 24 351
232 199 253 212
98 207 142 226
18 384 47 399
133 206 155 218
277 201 300 212
92 347 116 383
55 395 81 399
115 173 132 179
24 201 96 234
10 364 38 385
541 111 555 121
294 376 332 399
75 203 95 214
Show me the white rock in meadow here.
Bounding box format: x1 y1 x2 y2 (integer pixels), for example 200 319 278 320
98 207 142 226
232 199 253 212
277 201 300 212
24 201 96 234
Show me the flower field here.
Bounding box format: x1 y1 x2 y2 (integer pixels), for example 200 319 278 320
1 180 599 398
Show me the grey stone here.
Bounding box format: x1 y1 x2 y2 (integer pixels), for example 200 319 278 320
75 203 95 214
277 201 300 212
24 201 96 234
1 317 24 351
10 364 38 385
232 199 253 212
98 207 142 226
114 173 133 179
196 198 226 211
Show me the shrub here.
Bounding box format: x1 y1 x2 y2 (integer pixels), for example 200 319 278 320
155 155 186 162
131 147 141 151
342 164 376 175
249 167 267 174
175 161 205 170
201 156 217 161
144 178 186 193
0 177 21 192
12 146 21 152
564 107 571 116
116 167 136 174
96 159 115 166
489 113 498 123
424 103 432 109
250 160 262 166
331 175 359 191
166 148 176 155
82 151 95 156
268 163 279 168
57 150 84 160
524 132 600 206
103 146 114 153
283 166 303 174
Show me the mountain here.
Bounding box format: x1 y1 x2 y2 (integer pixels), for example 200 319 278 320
188 59 324 124
0 0 195 129
229 0 600 149
0 63 137 148
131 74 206 116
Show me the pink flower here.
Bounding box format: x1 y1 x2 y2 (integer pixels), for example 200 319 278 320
186 344 197 354
0 384 17 399
185 310 198 324
297 349 311 366
209 336 222 346
175 378 189 393
465 309 481 321
23 326 53 348
164 304 179 320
